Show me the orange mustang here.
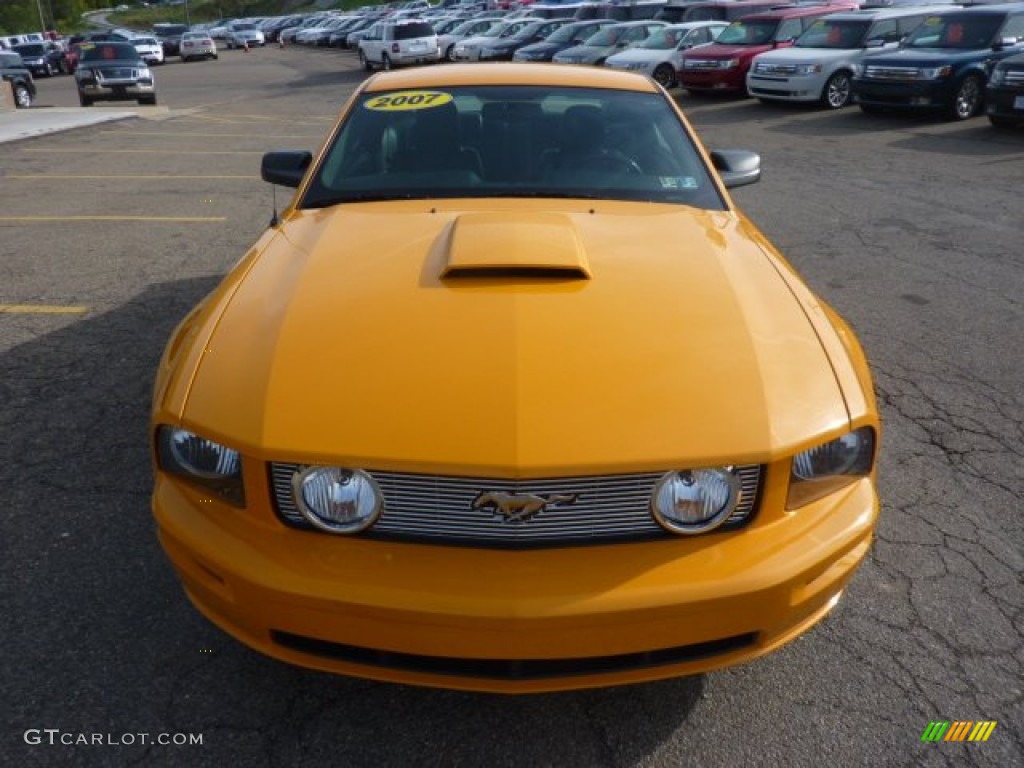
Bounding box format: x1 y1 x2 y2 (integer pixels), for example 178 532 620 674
151 64 880 693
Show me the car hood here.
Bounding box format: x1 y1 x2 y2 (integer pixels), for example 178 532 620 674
557 44 616 59
753 47 861 66
606 49 664 64
516 41 569 56
179 201 849 475
689 43 770 59
864 47 991 66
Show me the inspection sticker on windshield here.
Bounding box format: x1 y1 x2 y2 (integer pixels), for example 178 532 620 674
365 91 453 111
660 176 698 190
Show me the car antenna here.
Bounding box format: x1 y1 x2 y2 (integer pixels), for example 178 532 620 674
270 184 280 228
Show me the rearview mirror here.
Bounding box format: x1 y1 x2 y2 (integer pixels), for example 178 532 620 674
261 150 313 188
710 149 761 189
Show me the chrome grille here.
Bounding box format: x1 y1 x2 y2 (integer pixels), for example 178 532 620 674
753 62 797 76
863 65 918 81
1004 70 1024 86
682 59 719 70
269 464 763 546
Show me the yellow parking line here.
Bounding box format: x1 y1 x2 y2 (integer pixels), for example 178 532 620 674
20 148 263 155
0 216 226 222
8 175 257 180
0 304 88 314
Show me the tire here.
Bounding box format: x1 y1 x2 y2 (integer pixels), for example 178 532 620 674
446 44 456 62
139 95 157 106
382 53 392 71
212 54 218 60
79 92 93 107
46 62 56 77
14 83 32 108
181 55 189 62
948 75 982 121
821 70 852 110
359 49 372 71
652 63 675 89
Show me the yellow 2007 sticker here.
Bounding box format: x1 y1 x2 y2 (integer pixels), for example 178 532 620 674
364 91 453 111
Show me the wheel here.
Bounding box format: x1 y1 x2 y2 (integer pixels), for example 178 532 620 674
359 49 372 71
821 70 852 109
139 95 157 106
652 63 675 89
181 55 189 62
79 92 93 107
446 44 456 62
948 75 982 121
382 53 392 71
14 83 32 108
212 54 218 60
46 62 56 77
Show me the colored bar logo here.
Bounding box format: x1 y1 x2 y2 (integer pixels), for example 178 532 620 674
921 721 997 742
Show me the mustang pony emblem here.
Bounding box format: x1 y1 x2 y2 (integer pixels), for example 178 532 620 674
470 491 579 523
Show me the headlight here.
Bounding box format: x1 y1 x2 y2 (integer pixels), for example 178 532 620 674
293 467 382 534
796 63 822 75
988 66 1005 86
651 468 742 535
157 426 244 506
919 66 951 80
721 58 739 69
787 427 875 509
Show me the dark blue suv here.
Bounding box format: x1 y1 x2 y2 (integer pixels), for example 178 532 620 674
851 3 1024 119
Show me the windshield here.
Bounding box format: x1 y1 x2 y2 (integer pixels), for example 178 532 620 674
302 85 725 210
134 37 159 45
795 19 870 48
584 27 626 46
641 27 683 49
904 14 1001 49
234 23 257 31
715 20 778 46
14 44 46 56
546 24 589 43
80 43 142 62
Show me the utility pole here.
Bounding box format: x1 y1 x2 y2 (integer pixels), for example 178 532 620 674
185 0 192 28
35 0 47 36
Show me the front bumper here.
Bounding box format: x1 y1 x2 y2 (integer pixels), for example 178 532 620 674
852 77 954 111
154 469 878 693
679 67 747 93
79 81 155 101
985 84 1024 123
747 73 826 103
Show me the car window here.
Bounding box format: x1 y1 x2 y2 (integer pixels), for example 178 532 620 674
905 14 1002 49
641 28 679 49
716 21 777 45
304 85 725 211
797 19 871 48
80 43 142 61
1003 15 1024 40
775 19 803 42
395 23 434 39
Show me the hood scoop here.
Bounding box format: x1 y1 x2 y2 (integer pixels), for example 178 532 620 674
442 211 591 279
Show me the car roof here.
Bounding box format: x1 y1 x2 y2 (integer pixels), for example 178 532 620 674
362 62 661 92
821 6 967 21
736 5 857 20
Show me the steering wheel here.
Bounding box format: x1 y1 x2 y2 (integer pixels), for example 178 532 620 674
577 148 644 175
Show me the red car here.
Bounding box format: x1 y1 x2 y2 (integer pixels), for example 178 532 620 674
678 3 857 94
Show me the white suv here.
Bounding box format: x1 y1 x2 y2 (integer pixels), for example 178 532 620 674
358 19 440 70
747 7 950 109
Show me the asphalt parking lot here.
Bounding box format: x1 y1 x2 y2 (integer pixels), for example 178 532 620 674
1 45 1022 767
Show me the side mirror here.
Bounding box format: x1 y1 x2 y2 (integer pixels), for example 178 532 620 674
863 38 884 48
261 150 312 188
710 149 761 189
994 36 1018 50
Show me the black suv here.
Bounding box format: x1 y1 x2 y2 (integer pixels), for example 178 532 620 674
986 51 1024 125
852 3 1024 119
74 42 157 106
1 50 36 108
11 41 67 77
